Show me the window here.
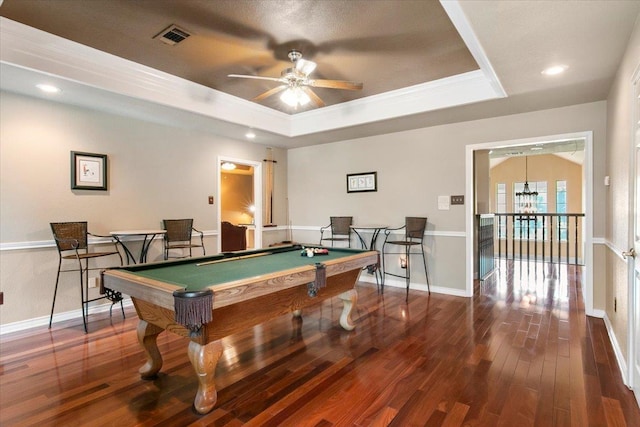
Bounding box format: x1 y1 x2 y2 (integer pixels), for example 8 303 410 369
514 181 547 240
556 180 567 241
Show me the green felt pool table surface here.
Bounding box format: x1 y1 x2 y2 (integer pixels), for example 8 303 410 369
117 245 366 291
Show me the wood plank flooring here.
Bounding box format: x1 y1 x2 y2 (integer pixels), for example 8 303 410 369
1 261 639 426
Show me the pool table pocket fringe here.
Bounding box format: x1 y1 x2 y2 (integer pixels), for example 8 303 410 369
307 263 327 297
173 289 214 337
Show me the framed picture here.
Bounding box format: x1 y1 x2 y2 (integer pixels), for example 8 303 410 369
347 171 377 193
71 151 108 190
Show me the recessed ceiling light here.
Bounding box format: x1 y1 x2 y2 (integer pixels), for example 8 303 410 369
36 84 61 93
541 65 568 76
245 131 256 140
530 147 544 151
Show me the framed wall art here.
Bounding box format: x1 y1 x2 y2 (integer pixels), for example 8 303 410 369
347 171 377 193
71 151 108 190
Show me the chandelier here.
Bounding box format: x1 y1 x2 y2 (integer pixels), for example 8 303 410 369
515 156 538 214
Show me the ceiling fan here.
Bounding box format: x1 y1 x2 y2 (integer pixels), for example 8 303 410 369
228 50 363 108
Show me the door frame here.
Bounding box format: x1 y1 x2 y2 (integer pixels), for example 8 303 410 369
217 156 263 252
627 63 640 404
464 131 594 315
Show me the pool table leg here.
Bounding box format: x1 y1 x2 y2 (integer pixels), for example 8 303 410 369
188 339 223 415
137 320 164 379
338 289 358 331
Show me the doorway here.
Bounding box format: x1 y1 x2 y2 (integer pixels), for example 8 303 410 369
465 131 594 315
218 156 262 252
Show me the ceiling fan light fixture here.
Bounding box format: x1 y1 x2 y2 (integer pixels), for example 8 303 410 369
298 90 311 106
295 58 316 76
280 87 310 107
221 162 236 171
230 49 362 110
280 88 298 106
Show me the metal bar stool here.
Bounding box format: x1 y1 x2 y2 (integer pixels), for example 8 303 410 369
381 217 430 301
319 216 353 247
50 221 124 333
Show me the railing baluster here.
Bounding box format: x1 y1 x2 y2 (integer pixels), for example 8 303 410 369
527 215 531 262
550 216 554 263
557 217 561 265
542 215 546 262
533 218 536 263
511 216 515 262
574 214 579 265
567 215 571 265
492 213 583 266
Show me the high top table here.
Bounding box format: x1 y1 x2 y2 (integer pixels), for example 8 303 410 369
110 229 166 264
350 225 387 288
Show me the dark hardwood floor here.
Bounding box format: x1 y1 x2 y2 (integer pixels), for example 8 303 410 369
1 261 639 426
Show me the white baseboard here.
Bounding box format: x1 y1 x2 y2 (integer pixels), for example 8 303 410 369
603 312 630 387
358 273 470 298
0 298 134 336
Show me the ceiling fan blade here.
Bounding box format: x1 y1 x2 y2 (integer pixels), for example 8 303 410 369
253 85 287 102
308 79 363 90
228 74 283 83
302 87 325 108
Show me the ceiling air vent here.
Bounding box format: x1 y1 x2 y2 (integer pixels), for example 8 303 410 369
154 24 191 46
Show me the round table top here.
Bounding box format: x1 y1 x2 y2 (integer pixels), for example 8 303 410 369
350 225 388 230
110 229 167 236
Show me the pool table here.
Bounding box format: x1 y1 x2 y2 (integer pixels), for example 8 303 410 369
101 244 377 414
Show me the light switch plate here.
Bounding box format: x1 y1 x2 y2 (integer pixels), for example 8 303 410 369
438 195 450 210
451 195 464 205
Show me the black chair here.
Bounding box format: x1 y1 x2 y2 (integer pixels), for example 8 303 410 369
381 217 430 300
319 216 353 247
163 219 206 260
49 221 124 333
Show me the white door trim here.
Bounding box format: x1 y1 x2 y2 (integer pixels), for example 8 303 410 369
217 156 263 252
626 62 640 404
465 131 594 316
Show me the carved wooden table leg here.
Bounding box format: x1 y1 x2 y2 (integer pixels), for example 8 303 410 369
338 289 357 331
188 339 223 414
136 320 165 379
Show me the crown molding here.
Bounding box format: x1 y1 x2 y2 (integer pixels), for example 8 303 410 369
1 2 505 140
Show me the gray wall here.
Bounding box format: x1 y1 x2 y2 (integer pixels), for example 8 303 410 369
287 101 607 297
0 91 288 325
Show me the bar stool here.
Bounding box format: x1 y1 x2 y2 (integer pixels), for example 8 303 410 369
319 216 353 247
50 222 124 333
163 218 206 259
381 217 430 301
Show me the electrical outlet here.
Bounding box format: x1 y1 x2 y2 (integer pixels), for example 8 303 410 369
450 195 464 205
88 277 99 288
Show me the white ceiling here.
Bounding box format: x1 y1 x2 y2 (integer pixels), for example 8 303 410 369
1 1 639 149
489 138 586 168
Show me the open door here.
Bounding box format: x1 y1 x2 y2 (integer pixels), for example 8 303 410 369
218 157 262 252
